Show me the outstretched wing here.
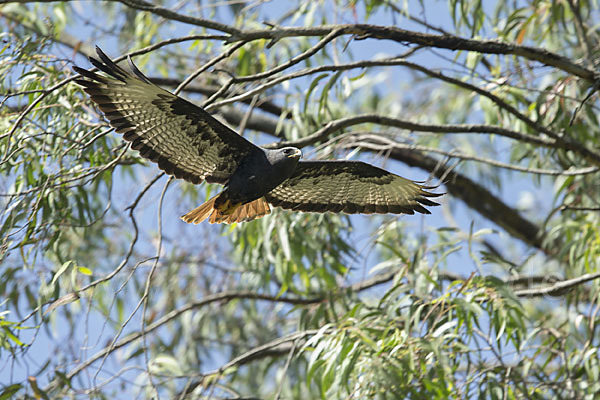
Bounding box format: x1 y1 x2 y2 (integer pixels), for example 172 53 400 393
73 46 259 184
265 160 441 214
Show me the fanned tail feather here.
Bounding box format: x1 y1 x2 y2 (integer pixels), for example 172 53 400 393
211 197 271 224
181 194 219 224
181 195 271 224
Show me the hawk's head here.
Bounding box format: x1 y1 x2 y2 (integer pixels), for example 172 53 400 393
280 147 302 160
265 146 302 178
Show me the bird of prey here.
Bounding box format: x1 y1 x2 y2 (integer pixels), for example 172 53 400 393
74 47 441 224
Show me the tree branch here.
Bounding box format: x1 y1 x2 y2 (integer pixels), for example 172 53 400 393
265 113 558 149
513 272 600 298
344 133 598 176
179 330 320 398
114 0 241 35
148 77 287 119
49 291 324 390
5 2 596 82
391 146 548 251
226 24 598 83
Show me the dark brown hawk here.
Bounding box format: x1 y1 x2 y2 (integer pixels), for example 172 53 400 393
74 47 441 224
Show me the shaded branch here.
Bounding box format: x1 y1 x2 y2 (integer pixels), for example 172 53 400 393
5 2 596 82
179 330 319 398
265 113 558 149
513 272 600 298
202 330 318 376
52 291 323 389
343 133 599 176
114 0 241 35
228 24 598 83
148 77 287 119
566 0 594 62
49 267 600 392
396 59 600 165
393 146 547 251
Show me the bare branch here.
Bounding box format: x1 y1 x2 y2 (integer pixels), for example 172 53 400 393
566 0 594 62
226 24 598 83
21 172 165 323
174 41 247 95
3 2 597 83
203 330 318 377
52 291 324 389
232 28 344 83
514 272 600 297
149 77 286 117
391 147 549 251
344 133 599 176
265 113 558 149
116 0 241 35
179 330 320 398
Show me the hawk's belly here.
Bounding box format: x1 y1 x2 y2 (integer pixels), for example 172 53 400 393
226 149 299 204
227 168 291 204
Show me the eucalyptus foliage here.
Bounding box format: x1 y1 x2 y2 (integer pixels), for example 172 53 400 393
1 0 599 399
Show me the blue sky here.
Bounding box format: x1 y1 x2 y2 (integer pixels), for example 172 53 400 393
1 0 561 397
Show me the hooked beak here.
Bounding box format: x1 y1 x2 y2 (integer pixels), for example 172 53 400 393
289 148 302 158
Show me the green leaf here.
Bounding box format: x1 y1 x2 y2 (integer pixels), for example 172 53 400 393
5 329 25 346
319 71 342 116
0 384 22 399
304 73 329 113
432 320 457 338
77 266 92 276
277 222 291 260
51 260 73 286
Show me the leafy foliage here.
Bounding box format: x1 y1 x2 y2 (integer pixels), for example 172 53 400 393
1 0 599 399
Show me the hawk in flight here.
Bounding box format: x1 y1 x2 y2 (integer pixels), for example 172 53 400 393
74 47 441 224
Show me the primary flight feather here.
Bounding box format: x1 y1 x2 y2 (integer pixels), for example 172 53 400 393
74 46 441 224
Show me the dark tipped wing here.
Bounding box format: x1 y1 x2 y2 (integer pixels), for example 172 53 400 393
265 160 441 215
73 46 258 184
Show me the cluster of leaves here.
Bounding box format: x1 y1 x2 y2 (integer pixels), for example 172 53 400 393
1 0 600 399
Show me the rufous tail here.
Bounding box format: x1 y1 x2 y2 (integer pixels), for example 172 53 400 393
181 194 219 224
181 194 271 224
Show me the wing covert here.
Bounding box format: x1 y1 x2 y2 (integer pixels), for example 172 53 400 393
73 46 258 184
265 160 441 215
